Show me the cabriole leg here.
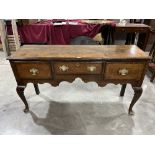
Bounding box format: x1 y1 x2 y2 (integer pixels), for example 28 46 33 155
128 87 143 115
16 85 29 113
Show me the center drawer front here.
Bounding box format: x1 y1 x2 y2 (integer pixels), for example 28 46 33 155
15 62 52 79
54 62 102 74
104 62 145 80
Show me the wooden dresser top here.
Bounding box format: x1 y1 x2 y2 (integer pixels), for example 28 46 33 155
8 45 150 60
116 23 150 28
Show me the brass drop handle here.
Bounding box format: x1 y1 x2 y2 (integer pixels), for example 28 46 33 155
87 66 96 72
59 65 69 72
30 68 39 76
118 68 129 76
75 63 80 67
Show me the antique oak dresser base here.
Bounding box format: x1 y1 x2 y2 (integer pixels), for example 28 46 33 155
8 45 150 115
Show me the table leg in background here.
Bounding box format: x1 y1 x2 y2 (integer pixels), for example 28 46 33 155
33 84 40 95
120 84 127 96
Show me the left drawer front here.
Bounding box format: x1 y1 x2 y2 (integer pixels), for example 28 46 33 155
15 62 52 79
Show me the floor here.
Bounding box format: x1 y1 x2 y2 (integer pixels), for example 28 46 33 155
0 52 155 135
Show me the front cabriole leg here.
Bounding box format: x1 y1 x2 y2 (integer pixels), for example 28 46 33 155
128 87 143 115
16 85 29 113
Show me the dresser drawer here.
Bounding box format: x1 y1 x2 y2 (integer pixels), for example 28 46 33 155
104 62 145 80
14 61 52 79
54 62 102 74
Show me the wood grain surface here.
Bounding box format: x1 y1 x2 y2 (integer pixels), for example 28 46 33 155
8 45 150 60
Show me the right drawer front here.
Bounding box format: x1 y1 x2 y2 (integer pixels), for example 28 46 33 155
104 62 145 80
